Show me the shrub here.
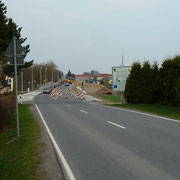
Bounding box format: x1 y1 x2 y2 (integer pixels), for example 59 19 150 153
0 95 15 132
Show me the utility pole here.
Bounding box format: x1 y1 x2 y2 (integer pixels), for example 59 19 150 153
31 66 33 91
21 70 23 94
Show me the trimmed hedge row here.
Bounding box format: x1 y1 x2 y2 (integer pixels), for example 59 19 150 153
0 95 15 132
124 55 180 106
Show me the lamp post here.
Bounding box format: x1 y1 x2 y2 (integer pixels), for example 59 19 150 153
40 67 42 86
21 70 23 94
31 66 33 91
52 68 56 83
45 67 47 85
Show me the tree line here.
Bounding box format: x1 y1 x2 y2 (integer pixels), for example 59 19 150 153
0 0 32 90
0 1 63 92
18 61 63 91
124 55 180 106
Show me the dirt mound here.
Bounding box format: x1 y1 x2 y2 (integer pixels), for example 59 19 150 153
84 83 112 95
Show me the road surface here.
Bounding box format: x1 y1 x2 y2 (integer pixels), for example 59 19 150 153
34 85 180 180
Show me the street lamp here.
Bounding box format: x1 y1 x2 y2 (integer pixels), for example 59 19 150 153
45 67 47 85
40 67 42 86
52 68 55 82
31 66 33 91
21 70 23 94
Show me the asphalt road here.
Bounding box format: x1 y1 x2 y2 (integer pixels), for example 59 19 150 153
34 85 180 180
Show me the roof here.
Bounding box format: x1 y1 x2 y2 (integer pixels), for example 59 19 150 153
75 74 112 78
75 74 94 78
98 74 112 77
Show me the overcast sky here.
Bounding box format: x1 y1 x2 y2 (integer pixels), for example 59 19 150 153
4 0 180 74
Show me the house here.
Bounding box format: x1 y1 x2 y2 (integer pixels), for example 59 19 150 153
75 74 94 82
75 73 112 84
97 74 112 82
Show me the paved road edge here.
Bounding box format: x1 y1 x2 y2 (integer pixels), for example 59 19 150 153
90 102 180 123
35 104 76 180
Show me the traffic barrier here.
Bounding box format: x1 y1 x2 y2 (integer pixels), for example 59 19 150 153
81 92 85 100
56 91 62 99
65 91 68 99
77 92 80 100
51 88 58 97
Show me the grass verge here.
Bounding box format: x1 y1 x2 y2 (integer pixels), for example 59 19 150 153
96 94 122 103
0 104 43 180
111 104 180 121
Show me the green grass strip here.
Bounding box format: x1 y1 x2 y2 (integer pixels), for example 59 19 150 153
0 104 43 180
96 94 122 103
111 104 180 121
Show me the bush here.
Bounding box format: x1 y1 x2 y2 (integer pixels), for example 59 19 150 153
124 55 180 106
0 95 15 132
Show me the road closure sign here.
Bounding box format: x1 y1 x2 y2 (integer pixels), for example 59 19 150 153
112 66 131 92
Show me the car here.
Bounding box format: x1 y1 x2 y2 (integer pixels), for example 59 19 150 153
43 87 52 94
64 82 70 86
54 84 59 88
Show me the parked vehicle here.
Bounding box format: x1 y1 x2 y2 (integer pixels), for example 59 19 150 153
43 87 52 94
54 84 59 88
65 82 70 86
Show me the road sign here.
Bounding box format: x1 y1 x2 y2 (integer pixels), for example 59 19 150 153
93 80 96 85
112 66 131 92
4 37 25 65
4 36 26 137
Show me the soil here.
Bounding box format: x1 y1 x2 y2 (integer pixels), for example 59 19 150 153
72 83 112 95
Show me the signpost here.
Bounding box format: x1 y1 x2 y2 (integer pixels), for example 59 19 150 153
5 36 25 137
112 66 131 92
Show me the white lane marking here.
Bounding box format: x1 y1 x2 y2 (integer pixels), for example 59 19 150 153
35 104 76 180
89 102 180 123
80 110 88 114
107 121 126 129
67 104 71 107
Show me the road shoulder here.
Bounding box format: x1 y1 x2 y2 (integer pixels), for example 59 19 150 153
30 104 64 180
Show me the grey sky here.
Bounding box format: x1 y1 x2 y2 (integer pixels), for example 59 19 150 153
4 0 180 74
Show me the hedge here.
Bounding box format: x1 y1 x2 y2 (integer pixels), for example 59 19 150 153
0 95 15 132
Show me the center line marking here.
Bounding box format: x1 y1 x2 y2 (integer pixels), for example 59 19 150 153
107 121 126 129
67 104 71 107
80 110 88 114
